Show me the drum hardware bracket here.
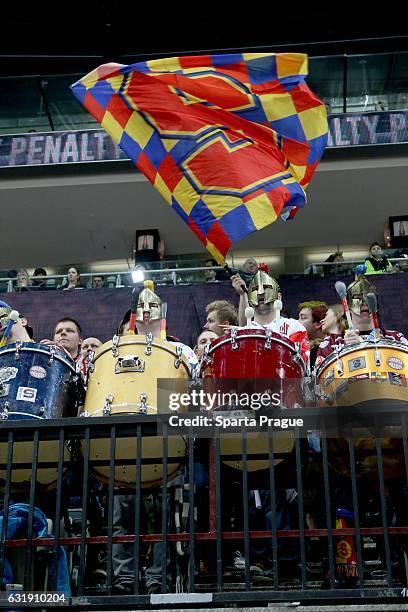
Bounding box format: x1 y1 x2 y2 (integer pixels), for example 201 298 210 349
103 395 114 416
115 356 145 374
48 345 56 365
38 406 45 416
14 341 23 360
174 346 183 368
0 382 10 397
0 402 9 419
138 393 148 414
231 327 238 351
265 329 272 350
374 350 382 367
145 333 153 356
112 335 120 358
79 410 89 418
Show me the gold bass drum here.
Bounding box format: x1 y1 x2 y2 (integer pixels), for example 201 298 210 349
83 334 190 489
315 339 408 479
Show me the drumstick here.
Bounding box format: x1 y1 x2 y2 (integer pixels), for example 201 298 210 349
366 292 379 331
0 310 20 347
274 299 282 333
128 287 138 335
160 302 168 340
335 281 353 330
245 306 254 327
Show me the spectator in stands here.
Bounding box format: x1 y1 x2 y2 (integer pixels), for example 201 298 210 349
204 258 229 282
92 275 105 289
194 330 218 359
41 317 83 360
32 267 47 289
323 252 352 277
204 300 238 337
364 242 394 274
14 268 32 291
239 257 258 284
60 266 87 290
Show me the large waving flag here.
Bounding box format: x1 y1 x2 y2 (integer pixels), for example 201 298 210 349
71 53 327 263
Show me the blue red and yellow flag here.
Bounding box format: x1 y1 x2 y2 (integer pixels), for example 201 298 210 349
71 53 327 263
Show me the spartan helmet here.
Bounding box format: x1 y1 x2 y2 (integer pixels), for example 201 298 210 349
136 280 161 323
347 275 378 316
247 267 280 307
0 302 12 340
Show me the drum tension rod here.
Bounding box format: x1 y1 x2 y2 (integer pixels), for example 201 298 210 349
0 402 9 419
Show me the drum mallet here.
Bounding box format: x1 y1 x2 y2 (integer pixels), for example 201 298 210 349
274 299 282 333
0 310 20 347
245 306 254 327
128 287 138 335
160 302 168 340
335 281 353 330
367 292 381 365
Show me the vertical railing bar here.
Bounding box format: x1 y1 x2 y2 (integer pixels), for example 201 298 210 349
268 426 279 589
51 428 65 590
321 421 335 589
24 429 39 590
241 427 250 591
161 424 168 594
295 427 306 589
0 431 14 585
77 426 90 595
106 425 116 594
374 417 392 587
133 426 142 594
348 427 364 587
401 414 408 487
343 54 348 113
215 431 223 591
188 428 195 593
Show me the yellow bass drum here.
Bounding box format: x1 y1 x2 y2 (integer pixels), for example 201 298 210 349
315 339 408 479
83 334 190 488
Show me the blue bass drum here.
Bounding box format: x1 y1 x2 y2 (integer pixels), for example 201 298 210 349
0 342 79 488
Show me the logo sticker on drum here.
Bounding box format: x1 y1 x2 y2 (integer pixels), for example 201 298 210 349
29 365 47 379
348 357 366 372
0 367 18 384
16 386 37 402
387 357 404 370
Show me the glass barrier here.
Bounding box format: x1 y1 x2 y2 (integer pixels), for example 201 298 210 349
1 51 408 135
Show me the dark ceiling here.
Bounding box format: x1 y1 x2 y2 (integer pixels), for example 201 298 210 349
1 8 407 76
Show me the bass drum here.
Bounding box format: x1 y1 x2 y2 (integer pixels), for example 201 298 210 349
315 339 408 479
0 342 79 488
202 328 306 473
83 334 190 489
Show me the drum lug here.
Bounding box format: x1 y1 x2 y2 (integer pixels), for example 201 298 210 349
79 410 89 418
38 406 45 417
138 393 148 414
115 355 145 374
112 335 120 358
336 360 344 376
0 382 10 397
145 332 153 356
374 349 382 367
231 327 238 350
103 394 114 416
48 345 56 365
174 345 183 368
0 402 9 420
265 329 272 350
14 341 23 360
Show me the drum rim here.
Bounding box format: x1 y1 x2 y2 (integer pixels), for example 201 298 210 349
93 337 190 371
0 343 76 372
315 339 408 378
208 333 299 356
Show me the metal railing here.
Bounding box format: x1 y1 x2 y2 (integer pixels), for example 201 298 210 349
1 406 408 608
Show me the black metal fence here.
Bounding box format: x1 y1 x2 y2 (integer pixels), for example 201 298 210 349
1 410 408 609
